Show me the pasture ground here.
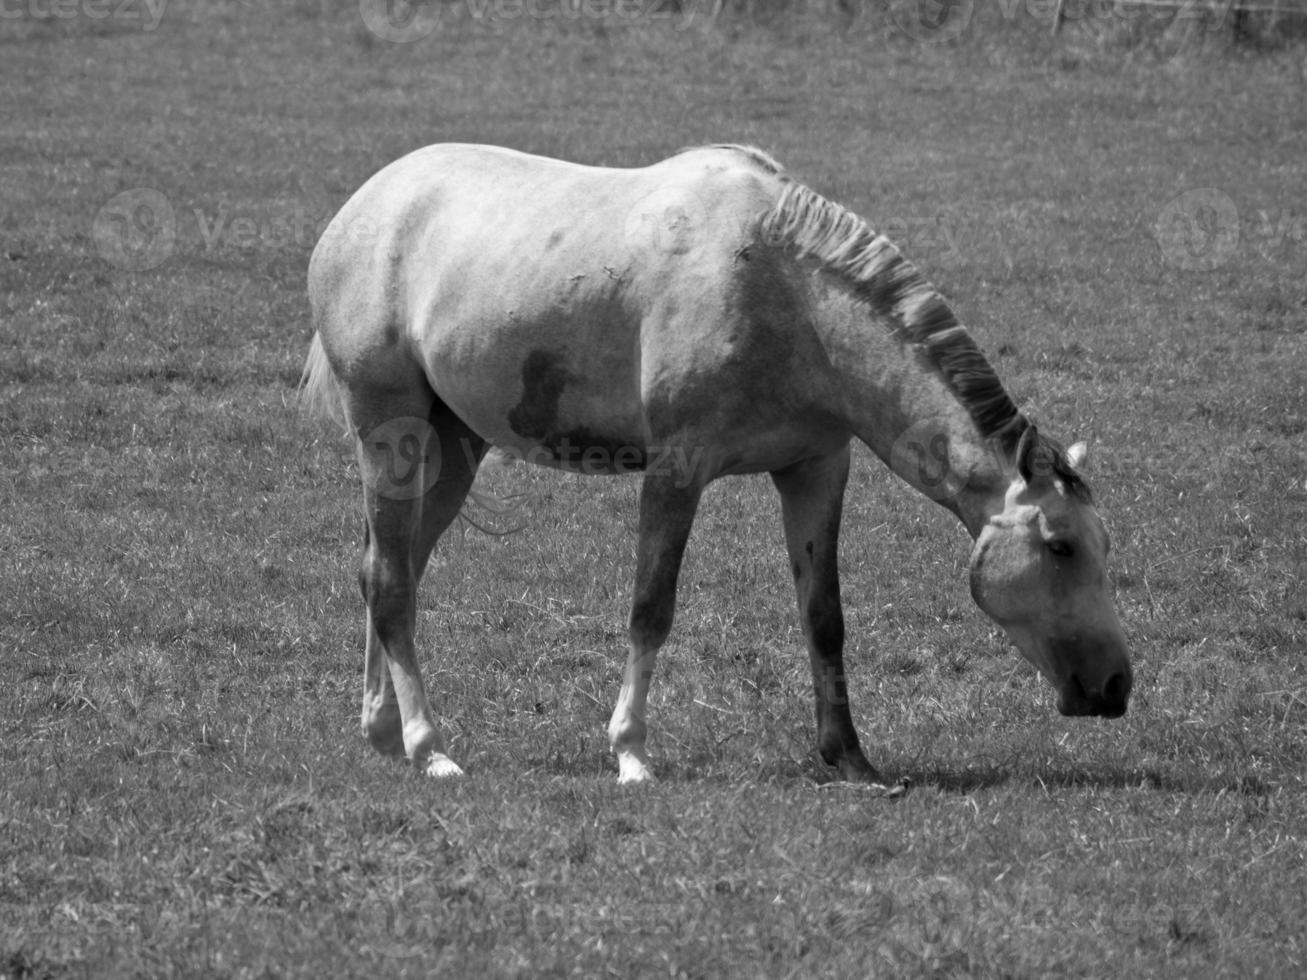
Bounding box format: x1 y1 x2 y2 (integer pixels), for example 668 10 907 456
3 1 1306 976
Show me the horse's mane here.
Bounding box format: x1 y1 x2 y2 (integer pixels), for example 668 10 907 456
677 143 784 174
757 177 1091 501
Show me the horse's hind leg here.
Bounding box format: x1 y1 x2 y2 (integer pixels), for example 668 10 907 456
351 383 485 777
771 446 881 783
358 520 404 758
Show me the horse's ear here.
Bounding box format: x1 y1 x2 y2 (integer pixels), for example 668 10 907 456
1015 423 1040 483
1067 441 1089 470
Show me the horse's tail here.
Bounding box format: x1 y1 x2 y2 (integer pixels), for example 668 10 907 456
299 332 349 433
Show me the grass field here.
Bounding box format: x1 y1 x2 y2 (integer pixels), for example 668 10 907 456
3 1 1306 976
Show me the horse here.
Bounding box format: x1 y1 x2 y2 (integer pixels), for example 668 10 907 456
301 143 1132 784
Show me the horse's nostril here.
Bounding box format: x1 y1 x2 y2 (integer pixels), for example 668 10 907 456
1103 672 1130 708
1068 673 1088 701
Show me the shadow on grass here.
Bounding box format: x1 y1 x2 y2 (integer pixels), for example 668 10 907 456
452 745 1275 799
901 763 1274 797
2 948 60 980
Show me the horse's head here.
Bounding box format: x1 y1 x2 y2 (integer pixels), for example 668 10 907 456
968 428 1132 718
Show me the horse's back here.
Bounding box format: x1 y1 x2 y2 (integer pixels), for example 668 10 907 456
309 143 781 321
308 144 787 458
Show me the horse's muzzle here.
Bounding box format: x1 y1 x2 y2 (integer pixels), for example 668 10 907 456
1058 667 1132 718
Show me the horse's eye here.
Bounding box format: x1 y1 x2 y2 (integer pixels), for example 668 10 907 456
1047 540 1075 558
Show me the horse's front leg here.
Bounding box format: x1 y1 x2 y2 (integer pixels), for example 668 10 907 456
607 473 703 784
771 445 882 783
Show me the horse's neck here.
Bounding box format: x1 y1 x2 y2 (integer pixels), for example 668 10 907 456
812 288 1013 537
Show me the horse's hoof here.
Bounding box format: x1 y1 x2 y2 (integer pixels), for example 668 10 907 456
422 754 465 779
615 751 655 784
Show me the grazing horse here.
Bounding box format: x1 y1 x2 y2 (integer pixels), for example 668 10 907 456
302 143 1132 784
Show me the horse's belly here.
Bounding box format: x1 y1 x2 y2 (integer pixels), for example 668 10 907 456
417 304 650 475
